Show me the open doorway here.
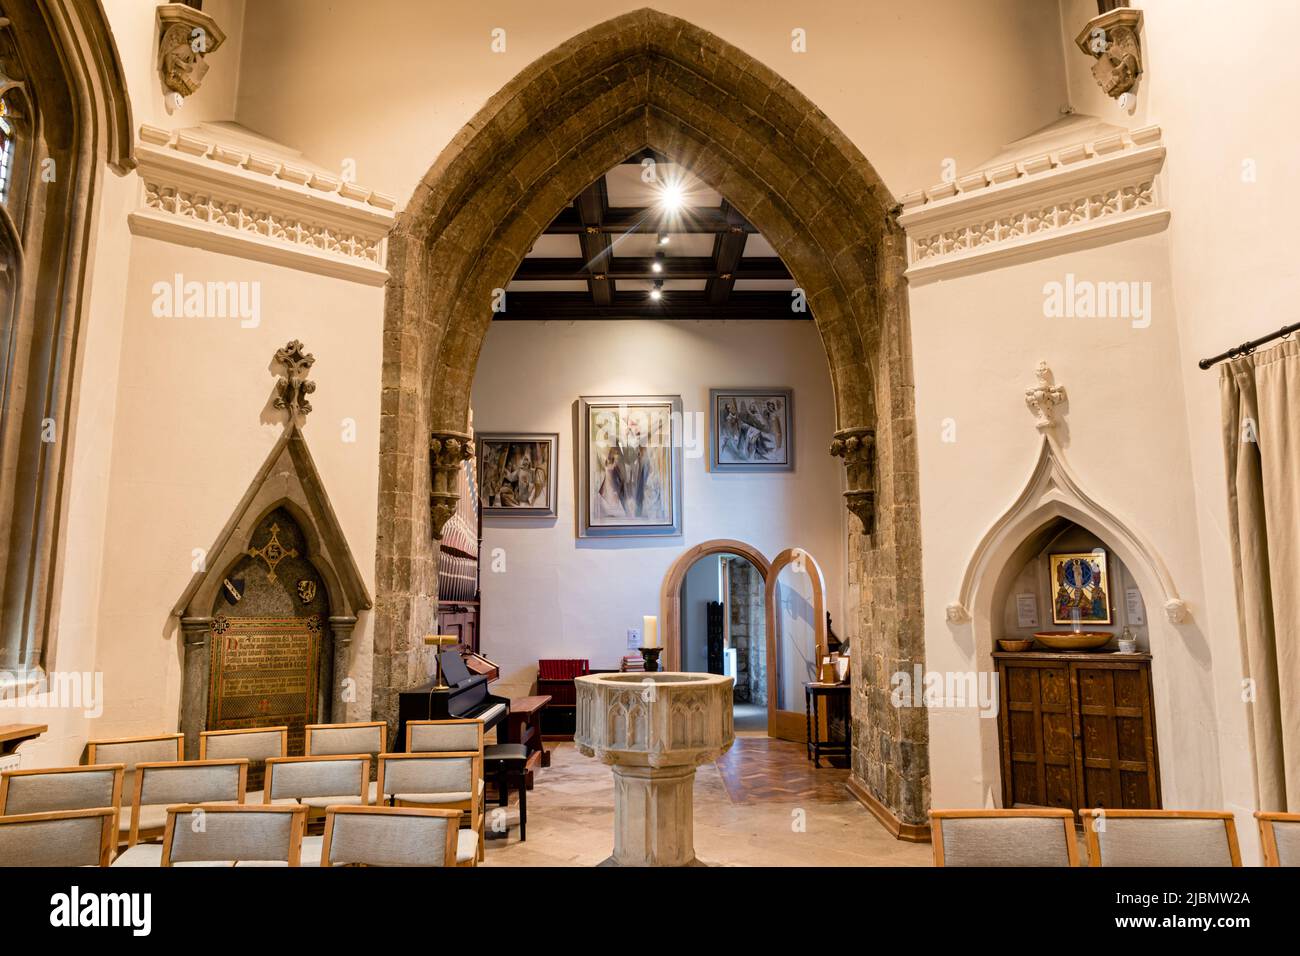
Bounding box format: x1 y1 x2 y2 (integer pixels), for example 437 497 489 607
679 552 768 734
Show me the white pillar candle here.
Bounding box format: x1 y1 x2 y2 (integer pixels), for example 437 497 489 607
643 615 658 648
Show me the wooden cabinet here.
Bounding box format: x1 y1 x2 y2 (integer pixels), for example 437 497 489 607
994 651 1160 814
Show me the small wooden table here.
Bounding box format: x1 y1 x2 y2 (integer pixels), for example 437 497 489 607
506 695 552 785
0 723 47 758
803 683 850 768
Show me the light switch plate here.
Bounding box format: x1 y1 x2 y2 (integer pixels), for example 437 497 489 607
626 627 641 649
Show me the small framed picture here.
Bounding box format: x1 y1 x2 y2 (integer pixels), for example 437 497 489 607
709 388 793 472
1049 550 1112 625
477 433 559 518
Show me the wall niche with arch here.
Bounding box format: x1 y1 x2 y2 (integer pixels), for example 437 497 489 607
172 424 371 758
949 435 1189 816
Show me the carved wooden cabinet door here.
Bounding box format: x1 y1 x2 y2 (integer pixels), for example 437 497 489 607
1072 661 1160 810
996 652 1160 814
999 659 1077 809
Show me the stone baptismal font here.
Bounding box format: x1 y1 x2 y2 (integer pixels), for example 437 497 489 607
574 671 735 866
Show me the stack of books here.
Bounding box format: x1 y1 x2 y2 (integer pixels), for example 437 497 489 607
620 653 645 672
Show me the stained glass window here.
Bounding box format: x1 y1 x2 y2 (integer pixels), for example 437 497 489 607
0 96 13 205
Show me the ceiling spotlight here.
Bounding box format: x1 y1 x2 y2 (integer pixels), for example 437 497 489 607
658 180 685 214
657 232 669 246
652 251 664 274
650 279 663 301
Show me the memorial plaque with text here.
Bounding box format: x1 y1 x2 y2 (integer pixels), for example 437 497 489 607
208 615 320 754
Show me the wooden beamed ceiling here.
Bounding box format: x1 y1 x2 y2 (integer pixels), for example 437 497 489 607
499 150 805 321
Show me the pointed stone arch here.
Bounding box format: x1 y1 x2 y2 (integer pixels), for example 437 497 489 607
174 425 371 755
946 434 1223 810
376 7 925 830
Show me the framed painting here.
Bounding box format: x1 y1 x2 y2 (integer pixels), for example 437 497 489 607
477 433 559 518
1049 550 1112 625
709 387 794 472
578 395 683 538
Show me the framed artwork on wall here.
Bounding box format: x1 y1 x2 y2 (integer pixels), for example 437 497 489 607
578 395 683 538
709 387 793 472
1049 550 1112 625
477 433 559 518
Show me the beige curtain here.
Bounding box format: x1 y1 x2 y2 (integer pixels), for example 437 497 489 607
1222 337 1300 812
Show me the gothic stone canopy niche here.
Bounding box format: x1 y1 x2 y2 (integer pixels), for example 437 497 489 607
377 8 926 832
172 424 371 757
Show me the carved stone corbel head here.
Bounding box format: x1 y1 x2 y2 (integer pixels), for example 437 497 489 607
829 426 876 535
429 432 474 540
1075 8 1143 101
1024 361 1066 432
157 3 226 100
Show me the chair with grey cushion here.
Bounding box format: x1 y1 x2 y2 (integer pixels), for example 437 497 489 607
320 805 462 867
1080 809 1241 866
199 726 288 804
377 752 483 865
305 721 385 804
111 758 249 866
405 718 483 754
86 733 184 841
930 809 1079 867
0 807 118 866
160 804 308 867
264 755 371 866
1256 811 1300 866
1 764 124 818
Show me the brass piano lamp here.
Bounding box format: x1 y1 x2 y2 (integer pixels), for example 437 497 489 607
424 634 459 690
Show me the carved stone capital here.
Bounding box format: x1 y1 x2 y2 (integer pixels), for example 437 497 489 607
946 603 970 624
829 427 876 534
1075 8 1143 102
429 431 474 540
157 3 227 101
1024 361 1066 432
1163 599 1188 624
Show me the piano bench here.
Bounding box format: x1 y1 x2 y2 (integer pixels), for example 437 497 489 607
483 744 529 843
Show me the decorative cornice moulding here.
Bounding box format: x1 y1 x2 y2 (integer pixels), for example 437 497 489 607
898 125 1167 282
127 124 397 285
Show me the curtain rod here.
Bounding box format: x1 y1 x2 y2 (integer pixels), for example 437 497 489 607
1198 321 1300 370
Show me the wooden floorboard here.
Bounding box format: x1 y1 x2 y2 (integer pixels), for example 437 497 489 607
715 736 850 805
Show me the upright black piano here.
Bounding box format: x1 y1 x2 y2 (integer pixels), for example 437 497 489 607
397 649 509 750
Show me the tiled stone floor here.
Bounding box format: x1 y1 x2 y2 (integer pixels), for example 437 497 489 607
481 736 932 867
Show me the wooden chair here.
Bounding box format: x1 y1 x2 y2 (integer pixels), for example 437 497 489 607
111 758 249 866
1080 809 1241 866
1256 811 1300 866
320 805 462 867
405 718 483 754
86 732 183 841
264 754 371 865
0 807 117 866
377 751 483 865
1 764 124 817
305 721 386 758
305 721 385 804
930 809 1080 867
199 726 288 803
160 804 308 867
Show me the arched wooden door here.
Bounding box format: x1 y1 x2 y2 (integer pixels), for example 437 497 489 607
765 548 828 742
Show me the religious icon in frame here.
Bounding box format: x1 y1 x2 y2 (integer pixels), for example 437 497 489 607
1049 550 1112 625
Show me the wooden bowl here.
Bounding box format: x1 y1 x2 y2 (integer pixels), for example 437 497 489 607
997 639 1034 652
1034 631 1113 651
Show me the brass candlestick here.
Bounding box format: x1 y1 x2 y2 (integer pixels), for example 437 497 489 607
423 634 458 689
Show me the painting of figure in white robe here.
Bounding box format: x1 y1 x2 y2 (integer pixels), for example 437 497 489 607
579 396 682 537
710 389 793 471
